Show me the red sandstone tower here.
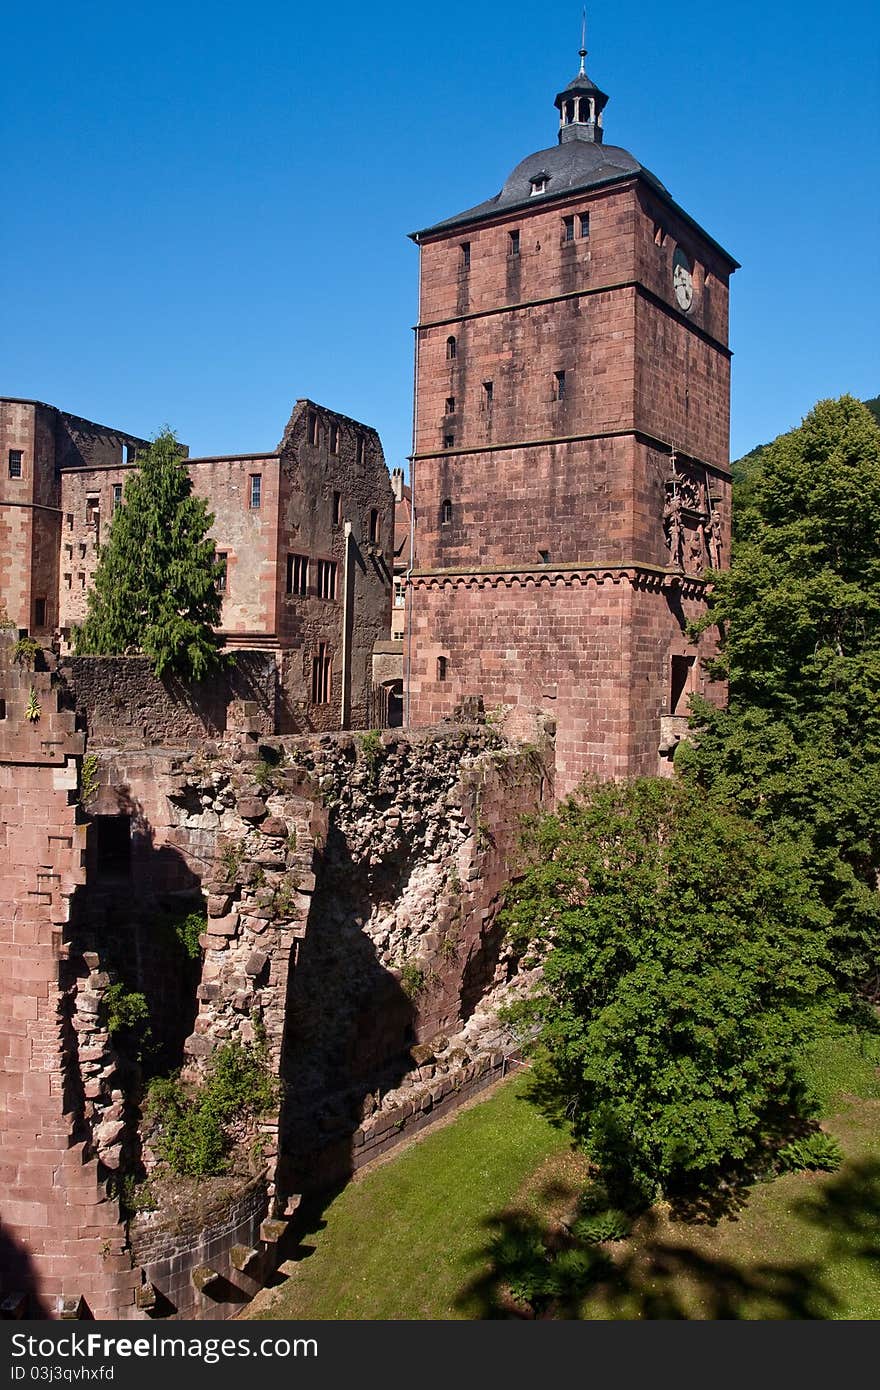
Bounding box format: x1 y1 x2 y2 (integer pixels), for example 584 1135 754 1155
406 52 739 795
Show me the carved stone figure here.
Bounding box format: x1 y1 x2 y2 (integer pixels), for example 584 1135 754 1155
663 491 684 569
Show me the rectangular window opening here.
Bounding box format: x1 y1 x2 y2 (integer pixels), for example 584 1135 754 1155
670 655 694 715
34 598 46 628
554 370 566 402
443 433 455 449
329 421 339 454
482 380 493 406
8 450 23 478
215 553 228 593
356 435 365 466
0 698 6 720
286 553 309 597
112 483 123 510
311 642 332 704
332 490 342 525
249 474 262 509
96 815 132 880
308 411 319 446
580 213 590 238
563 216 575 242
445 396 455 415
369 509 380 544
508 230 520 257
437 655 448 682
316 558 337 601
460 242 471 270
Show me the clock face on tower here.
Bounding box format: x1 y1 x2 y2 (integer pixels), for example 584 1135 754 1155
672 247 694 312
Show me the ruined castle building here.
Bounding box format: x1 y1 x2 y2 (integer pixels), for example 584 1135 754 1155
2 397 394 733
0 400 147 639
406 59 739 795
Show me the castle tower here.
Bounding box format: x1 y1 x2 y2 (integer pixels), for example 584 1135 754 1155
406 49 739 795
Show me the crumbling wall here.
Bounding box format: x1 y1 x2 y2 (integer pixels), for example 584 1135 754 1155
64 653 277 746
0 633 140 1319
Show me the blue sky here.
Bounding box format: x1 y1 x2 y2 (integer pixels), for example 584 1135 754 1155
2 1 877 469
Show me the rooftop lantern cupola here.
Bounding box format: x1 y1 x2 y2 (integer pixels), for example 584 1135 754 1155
554 30 608 145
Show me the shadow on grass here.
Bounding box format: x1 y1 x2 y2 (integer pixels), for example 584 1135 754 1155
455 1162 880 1319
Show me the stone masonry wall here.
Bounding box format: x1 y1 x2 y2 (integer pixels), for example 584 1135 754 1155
64 653 276 747
0 633 140 1319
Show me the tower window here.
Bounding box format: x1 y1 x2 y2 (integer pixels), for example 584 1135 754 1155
580 213 590 238
445 396 455 414
8 450 23 478
0 699 6 720
564 99 575 123
96 815 132 880
446 335 457 359
441 498 453 525
215 553 228 593
460 242 471 270
34 598 46 628
369 509 380 544
554 371 566 402
443 433 455 449
437 656 448 682
332 490 342 525
249 474 262 508
563 216 575 242
311 643 332 704
670 655 695 716
316 558 337 601
356 434 365 466
482 380 493 406
112 483 123 510
329 421 339 454
654 222 666 247
508 230 520 257
308 411 319 445
287 553 309 596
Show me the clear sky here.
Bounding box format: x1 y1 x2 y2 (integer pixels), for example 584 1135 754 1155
2 0 877 469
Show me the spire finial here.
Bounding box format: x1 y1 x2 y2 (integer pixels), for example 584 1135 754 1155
578 8 587 75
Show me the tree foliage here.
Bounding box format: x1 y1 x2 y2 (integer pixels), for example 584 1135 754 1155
683 396 880 998
502 778 837 1204
74 429 224 680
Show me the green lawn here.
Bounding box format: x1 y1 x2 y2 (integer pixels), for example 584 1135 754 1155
248 1031 880 1320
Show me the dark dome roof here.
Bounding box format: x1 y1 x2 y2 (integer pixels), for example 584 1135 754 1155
415 139 667 237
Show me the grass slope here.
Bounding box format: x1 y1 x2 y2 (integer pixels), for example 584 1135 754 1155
250 1032 880 1321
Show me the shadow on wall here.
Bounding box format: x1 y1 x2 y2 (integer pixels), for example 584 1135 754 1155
71 787 204 1076
276 823 418 1205
0 1224 51 1318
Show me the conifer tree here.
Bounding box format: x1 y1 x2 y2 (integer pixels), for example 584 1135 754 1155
75 429 224 680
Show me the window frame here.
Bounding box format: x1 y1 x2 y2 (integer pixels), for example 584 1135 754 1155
249 473 262 509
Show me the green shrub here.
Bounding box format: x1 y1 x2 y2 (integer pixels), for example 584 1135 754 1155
13 636 40 668
778 1131 844 1174
145 1041 278 1178
158 907 205 961
571 1208 632 1244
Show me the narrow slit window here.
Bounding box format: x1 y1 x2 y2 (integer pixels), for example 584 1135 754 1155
554 370 566 402
329 421 339 454
508 230 520 257
369 509 380 544
332 490 342 525
563 216 575 242
441 498 453 525
249 474 262 509
460 242 471 270
286 553 309 596
0 698 6 720
482 380 493 406
437 656 448 682
215 553 228 593
356 435 365 466
316 559 337 601
8 450 23 478
311 643 332 704
308 411 319 446
445 396 455 414
446 335 457 360
34 598 46 627
580 213 590 238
